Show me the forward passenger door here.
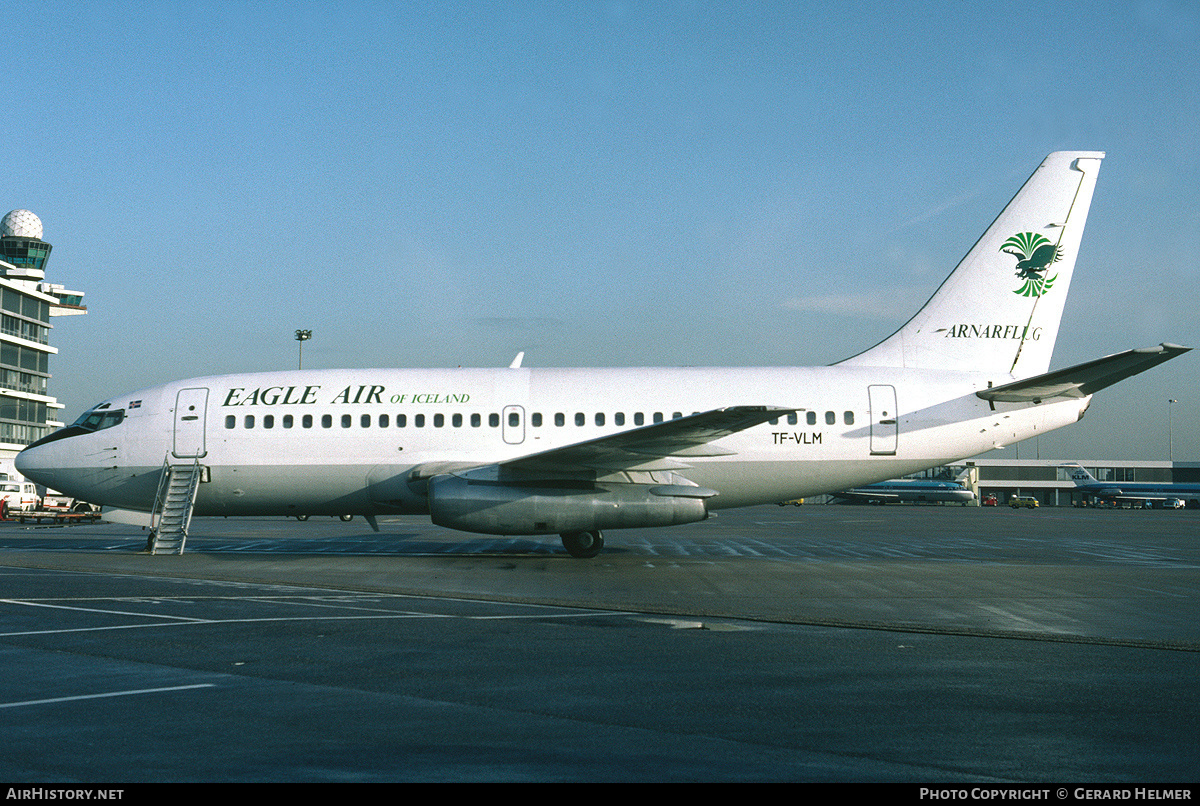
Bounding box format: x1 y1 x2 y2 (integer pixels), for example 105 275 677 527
173 388 209 458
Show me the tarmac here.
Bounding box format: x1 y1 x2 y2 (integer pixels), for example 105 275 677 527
1 504 1197 782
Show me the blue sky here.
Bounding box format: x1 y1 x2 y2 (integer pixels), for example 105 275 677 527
5 0 1198 461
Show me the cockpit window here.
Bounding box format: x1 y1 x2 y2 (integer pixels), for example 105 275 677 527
21 405 128 451
71 408 126 432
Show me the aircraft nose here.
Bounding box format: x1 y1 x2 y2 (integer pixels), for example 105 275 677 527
14 440 78 494
15 442 52 486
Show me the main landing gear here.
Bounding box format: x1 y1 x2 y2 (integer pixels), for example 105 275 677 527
560 530 604 559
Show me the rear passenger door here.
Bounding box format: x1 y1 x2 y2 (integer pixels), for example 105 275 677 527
868 385 898 455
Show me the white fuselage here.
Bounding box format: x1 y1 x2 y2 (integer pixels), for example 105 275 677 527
16 364 1090 521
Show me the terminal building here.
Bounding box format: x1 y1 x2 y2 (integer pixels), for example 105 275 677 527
919 459 1200 507
0 209 87 470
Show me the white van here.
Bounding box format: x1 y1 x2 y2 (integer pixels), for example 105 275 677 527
0 482 40 512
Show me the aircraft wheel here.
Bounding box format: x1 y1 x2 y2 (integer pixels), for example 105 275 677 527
561 530 604 559
340 514 354 522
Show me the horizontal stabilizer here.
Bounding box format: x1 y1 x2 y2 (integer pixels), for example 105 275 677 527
977 343 1190 403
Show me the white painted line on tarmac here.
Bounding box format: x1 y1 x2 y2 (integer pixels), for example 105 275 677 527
0 598 210 621
0 684 216 709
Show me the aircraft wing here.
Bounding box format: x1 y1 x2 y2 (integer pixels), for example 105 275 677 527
1082 485 1125 497
831 489 901 503
977 343 1191 404
1083 488 1170 503
500 406 794 475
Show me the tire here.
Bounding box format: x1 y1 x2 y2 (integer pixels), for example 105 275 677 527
561 530 604 559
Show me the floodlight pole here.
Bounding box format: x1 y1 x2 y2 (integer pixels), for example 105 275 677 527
1168 399 1177 463
295 330 312 370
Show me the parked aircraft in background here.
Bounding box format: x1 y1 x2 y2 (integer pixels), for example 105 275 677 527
830 479 975 505
1064 464 1200 509
14 152 1191 556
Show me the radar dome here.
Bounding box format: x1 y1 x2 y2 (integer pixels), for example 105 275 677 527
1 210 44 240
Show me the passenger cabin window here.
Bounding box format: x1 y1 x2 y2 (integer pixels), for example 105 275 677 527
844 411 854 425
807 411 817 425
825 411 836 425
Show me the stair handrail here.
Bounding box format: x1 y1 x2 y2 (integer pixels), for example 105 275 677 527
149 454 173 534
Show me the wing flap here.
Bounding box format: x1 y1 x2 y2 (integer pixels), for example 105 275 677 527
977 343 1190 403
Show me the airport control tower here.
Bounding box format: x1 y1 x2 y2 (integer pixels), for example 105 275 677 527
0 209 88 466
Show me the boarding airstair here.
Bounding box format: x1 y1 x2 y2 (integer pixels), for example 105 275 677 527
147 457 202 555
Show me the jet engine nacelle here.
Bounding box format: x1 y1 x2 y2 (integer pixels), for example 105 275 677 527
427 473 713 535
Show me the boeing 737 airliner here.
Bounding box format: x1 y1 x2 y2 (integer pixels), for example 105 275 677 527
14 152 1190 556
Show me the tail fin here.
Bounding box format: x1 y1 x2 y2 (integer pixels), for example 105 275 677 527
839 151 1104 378
1061 462 1098 487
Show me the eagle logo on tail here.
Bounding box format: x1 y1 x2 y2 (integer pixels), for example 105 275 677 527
1000 232 1062 297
